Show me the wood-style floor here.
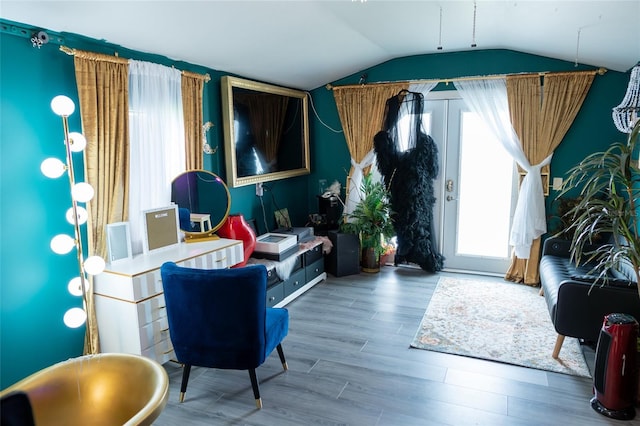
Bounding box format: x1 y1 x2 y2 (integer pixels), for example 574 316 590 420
154 266 638 425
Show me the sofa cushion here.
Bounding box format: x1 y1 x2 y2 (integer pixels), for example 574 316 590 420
540 252 640 342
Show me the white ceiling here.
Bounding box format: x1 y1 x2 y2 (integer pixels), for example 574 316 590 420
2 1 639 90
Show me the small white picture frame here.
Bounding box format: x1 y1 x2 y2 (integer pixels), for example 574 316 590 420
106 222 132 263
142 205 181 254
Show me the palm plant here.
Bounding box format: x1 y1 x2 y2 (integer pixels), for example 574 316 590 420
341 172 395 258
559 120 640 297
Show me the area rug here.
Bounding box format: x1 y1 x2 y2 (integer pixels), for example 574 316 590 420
410 276 591 378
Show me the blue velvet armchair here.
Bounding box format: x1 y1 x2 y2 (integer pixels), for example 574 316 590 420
160 262 289 408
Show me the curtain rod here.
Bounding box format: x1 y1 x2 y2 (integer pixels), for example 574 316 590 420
326 68 607 90
59 46 211 82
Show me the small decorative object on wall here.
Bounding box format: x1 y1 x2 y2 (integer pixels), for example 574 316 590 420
41 95 105 329
202 121 217 154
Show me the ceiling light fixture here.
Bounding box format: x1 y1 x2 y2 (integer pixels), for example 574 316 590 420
612 64 640 134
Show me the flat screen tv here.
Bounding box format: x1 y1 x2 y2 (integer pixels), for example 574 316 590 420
221 76 310 188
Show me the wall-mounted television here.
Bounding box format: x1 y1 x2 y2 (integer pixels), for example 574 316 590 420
221 76 310 188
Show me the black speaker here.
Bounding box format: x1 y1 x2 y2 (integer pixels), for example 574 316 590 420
326 231 360 277
318 195 342 227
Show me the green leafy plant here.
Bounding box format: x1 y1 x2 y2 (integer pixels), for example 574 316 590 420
341 173 395 256
559 120 640 297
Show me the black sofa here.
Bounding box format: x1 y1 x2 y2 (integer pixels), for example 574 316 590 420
539 237 640 358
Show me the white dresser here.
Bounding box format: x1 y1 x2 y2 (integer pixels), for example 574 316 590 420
94 238 244 364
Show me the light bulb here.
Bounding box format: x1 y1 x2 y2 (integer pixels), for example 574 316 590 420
68 277 83 296
68 132 87 152
50 234 76 254
66 206 88 225
84 256 105 275
40 158 66 178
63 307 86 328
51 95 75 117
72 182 94 203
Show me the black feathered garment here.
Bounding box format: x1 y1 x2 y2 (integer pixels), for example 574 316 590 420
374 90 444 272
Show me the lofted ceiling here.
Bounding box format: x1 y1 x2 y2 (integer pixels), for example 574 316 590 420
2 1 639 90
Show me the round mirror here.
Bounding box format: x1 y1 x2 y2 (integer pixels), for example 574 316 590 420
171 170 231 239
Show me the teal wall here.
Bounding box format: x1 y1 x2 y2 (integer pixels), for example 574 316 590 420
0 20 310 388
307 49 633 218
0 18 633 389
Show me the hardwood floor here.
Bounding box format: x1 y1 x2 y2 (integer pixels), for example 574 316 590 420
154 266 637 425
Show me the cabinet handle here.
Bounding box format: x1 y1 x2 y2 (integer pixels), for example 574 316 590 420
163 349 174 355
294 281 299 286
315 268 319 272
161 327 169 332
215 256 227 262
268 296 275 302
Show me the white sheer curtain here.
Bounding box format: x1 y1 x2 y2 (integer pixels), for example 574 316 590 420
453 78 549 259
128 60 186 254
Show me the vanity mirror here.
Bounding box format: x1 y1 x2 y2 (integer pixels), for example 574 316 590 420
221 76 310 188
170 170 231 240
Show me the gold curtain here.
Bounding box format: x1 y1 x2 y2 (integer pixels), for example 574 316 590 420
73 50 130 354
181 71 207 170
333 83 408 191
505 71 595 285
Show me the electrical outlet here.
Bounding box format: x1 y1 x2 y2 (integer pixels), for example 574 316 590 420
318 179 327 194
256 182 263 197
552 177 563 191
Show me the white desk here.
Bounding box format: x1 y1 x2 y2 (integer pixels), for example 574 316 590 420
94 238 243 364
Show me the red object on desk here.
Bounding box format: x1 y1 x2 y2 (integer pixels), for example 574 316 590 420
217 214 256 268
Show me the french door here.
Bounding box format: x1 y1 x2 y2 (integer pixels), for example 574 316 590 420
424 94 517 275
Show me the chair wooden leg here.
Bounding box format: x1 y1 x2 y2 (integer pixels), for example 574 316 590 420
179 364 192 403
552 334 565 359
276 343 288 370
248 369 262 409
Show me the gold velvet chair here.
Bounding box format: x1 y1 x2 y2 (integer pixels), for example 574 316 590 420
0 353 169 426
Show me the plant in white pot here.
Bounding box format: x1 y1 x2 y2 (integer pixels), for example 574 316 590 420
559 119 640 297
341 173 394 273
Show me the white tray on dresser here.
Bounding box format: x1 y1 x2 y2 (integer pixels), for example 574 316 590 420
94 238 244 365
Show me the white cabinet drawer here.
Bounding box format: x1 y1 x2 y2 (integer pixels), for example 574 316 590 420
130 270 163 301
139 315 170 351
136 293 167 327
178 244 243 269
143 337 174 365
94 269 163 302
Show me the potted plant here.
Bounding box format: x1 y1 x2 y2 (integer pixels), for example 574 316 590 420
559 119 640 297
341 173 394 272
